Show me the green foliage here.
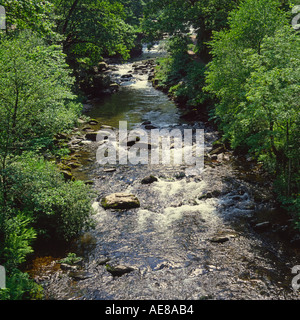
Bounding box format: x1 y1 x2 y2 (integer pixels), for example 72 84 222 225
0 31 82 165
2 153 94 242
205 0 300 227
1 269 43 300
142 0 238 56
154 36 209 109
0 0 57 38
52 0 136 63
59 252 82 265
2 213 36 270
0 211 43 300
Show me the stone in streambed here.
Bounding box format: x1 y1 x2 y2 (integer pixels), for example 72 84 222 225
209 231 239 244
253 221 271 232
105 264 135 277
141 175 158 185
85 132 98 142
101 193 140 210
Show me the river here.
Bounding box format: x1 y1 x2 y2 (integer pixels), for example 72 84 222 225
39 44 300 300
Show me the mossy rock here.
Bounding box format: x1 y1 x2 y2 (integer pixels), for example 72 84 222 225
101 193 140 210
61 170 75 181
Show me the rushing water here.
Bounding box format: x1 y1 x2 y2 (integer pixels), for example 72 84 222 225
41 45 300 300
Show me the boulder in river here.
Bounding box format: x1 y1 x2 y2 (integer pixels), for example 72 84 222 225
98 61 108 71
105 264 135 277
85 132 98 141
209 231 239 244
141 175 158 185
101 193 140 210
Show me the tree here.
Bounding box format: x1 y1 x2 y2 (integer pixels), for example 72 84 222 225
51 0 136 63
0 31 82 213
204 0 288 143
0 0 56 37
205 0 299 223
141 0 238 57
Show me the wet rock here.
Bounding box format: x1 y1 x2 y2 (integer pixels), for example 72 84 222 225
68 138 83 146
148 73 155 80
145 124 158 130
84 180 94 186
175 172 186 179
105 264 135 277
57 163 72 172
61 171 75 181
109 83 119 92
60 263 78 272
199 190 222 200
210 146 226 155
127 136 141 147
98 62 108 71
210 231 239 243
121 74 133 80
100 125 115 130
210 236 230 244
85 132 98 141
142 121 152 126
103 168 116 173
254 221 271 232
89 119 99 125
80 140 92 146
69 271 92 281
67 162 82 169
97 257 111 266
78 118 87 124
101 193 140 210
141 175 158 185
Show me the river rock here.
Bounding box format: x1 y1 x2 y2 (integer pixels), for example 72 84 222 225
80 140 92 145
67 162 82 169
100 125 115 130
101 193 140 210
98 62 108 71
85 132 98 141
121 74 133 79
141 175 158 185
89 119 99 125
60 263 78 272
103 168 117 173
210 235 230 244
61 171 74 181
69 271 93 281
145 124 158 130
254 221 271 232
142 121 152 126
109 83 119 92
105 264 135 277
210 231 239 243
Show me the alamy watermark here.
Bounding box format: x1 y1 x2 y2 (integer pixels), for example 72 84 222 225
292 5 300 30
0 265 5 289
96 121 204 176
292 265 300 292
0 5 6 30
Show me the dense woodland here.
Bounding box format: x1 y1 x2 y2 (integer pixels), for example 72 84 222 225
0 0 299 299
